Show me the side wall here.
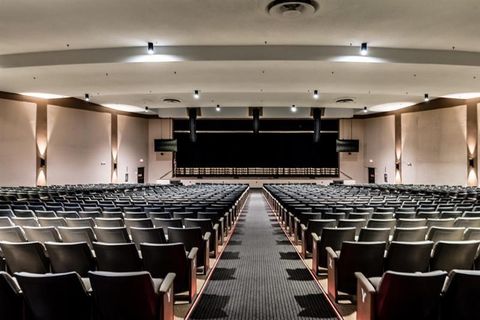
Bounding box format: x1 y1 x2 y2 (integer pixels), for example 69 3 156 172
148 119 174 182
0 99 37 186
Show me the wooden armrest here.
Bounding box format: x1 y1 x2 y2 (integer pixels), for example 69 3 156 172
294 217 300 224
188 247 198 260
300 223 307 231
311 233 320 274
203 231 211 241
213 223 219 231
157 273 175 320
158 273 175 294
355 272 376 320
327 246 339 302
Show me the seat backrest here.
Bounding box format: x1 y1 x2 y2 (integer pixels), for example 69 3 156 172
441 269 480 320
337 241 386 295
37 217 67 228
323 212 346 220
464 227 480 240
124 212 148 219
358 228 391 242
317 227 356 268
148 212 171 220
392 227 428 242
427 227 465 242
13 209 35 218
23 226 61 243
0 241 49 273
441 211 463 219
454 217 480 228
58 227 96 249
93 242 142 272
394 212 416 219
89 271 157 320
124 218 153 231
308 219 337 237
45 242 95 277
11 217 39 227
0 226 27 242
94 227 130 243
417 212 440 219
371 213 394 220
426 218 455 229
367 219 396 229
0 209 14 218
16 272 91 320
184 218 213 234
95 218 124 228
385 241 434 273
35 210 57 218
167 227 202 252
430 240 480 271
130 227 166 249
66 218 95 228
0 217 13 227
0 272 22 320
375 271 447 320
396 218 427 228
55 211 80 219
141 242 189 293
337 219 367 236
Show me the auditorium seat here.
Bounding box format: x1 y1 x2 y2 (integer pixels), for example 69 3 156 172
95 218 124 228
0 226 27 242
16 272 92 320
34 210 57 218
11 217 39 227
0 271 22 320
130 227 166 249
23 226 61 243
37 217 67 228
371 213 394 220
66 217 96 228
149 212 172 220
464 227 480 240
124 212 148 219
426 218 455 229
396 218 427 228
94 227 130 243
441 269 480 320
338 219 367 237
58 227 96 249
358 228 391 242
327 241 386 301
93 242 142 272
153 218 183 236
311 227 356 273
427 227 465 242
13 209 35 218
367 219 396 230
430 240 480 271
0 241 49 273
384 241 433 272
392 227 428 242
124 218 154 233
356 270 447 320
56 211 80 219
78 211 102 219
454 217 480 228
394 212 416 219
45 242 95 277
300 219 337 257
168 227 210 274
89 271 175 320
184 218 219 257
0 217 13 227
0 209 14 218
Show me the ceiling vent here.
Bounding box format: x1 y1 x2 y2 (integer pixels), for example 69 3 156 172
267 0 319 19
336 97 355 104
162 98 182 104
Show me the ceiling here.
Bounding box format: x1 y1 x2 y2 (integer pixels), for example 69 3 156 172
1 0 479 117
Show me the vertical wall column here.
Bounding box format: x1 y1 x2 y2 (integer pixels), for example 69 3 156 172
111 114 118 183
394 113 402 184
466 102 478 186
36 103 48 186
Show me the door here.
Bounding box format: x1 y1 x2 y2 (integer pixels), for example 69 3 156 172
137 167 145 183
368 167 375 184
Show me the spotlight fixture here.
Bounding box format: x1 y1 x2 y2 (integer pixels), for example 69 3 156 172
363 106 368 113
424 93 429 102
84 93 90 102
313 90 319 99
147 42 154 55
216 104 221 112
360 42 368 56
291 104 297 112
193 90 200 99
144 106 149 112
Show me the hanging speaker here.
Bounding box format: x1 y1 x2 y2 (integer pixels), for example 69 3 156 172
187 108 198 143
312 108 324 143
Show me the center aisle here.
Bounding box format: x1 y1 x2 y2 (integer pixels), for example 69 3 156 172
188 191 339 320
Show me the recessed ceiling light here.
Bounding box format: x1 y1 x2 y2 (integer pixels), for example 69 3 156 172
368 102 416 112
103 104 145 113
424 93 429 102
216 104 221 112
147 42 154 55
20 92 67 99
442 92 480 99
313 90 319 99
193 90 200 99
360 42 368 56
291 104 297 112
363 106 368 113
84 93 90 102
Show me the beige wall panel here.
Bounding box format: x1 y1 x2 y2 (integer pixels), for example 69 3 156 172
339 119 366 183
117 115 148 183
148 119 173 182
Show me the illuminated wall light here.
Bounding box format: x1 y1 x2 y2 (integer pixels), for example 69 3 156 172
360 42 368 56
424 93 429 102
144 106 149 113
147 42 154 55
313 90 319 100
216 104 221 112
193 90 200 99
291 104 297 112
84 93 90 102
363 106 368 113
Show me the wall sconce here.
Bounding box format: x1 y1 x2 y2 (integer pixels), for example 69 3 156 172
469 158 475 169
113 163 118 171
40 158 46 168
395 162 400 170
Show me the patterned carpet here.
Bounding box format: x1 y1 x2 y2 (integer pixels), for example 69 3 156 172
188 191 339 320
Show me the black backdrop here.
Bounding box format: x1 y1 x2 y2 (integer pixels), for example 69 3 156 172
174 119 339 169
